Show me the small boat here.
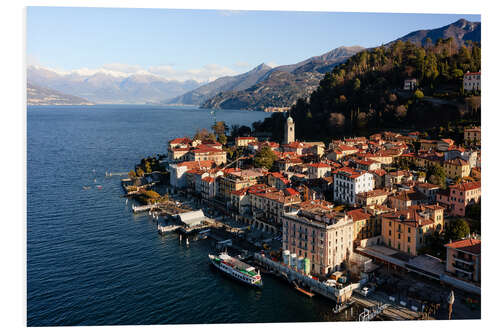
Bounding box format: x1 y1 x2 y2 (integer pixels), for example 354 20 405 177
208 252 263 288
186 238 189 246
292 281 315 297
82 186 91 190
96 185 103 189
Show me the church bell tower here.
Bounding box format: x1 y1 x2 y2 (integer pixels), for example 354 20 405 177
284 114 295 144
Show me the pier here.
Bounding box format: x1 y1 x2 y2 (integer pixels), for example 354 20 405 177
132 204 159 213
253 253 360 303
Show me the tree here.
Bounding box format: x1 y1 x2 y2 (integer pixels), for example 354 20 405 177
212 121 228 137
136 168 145 178
218 133 227 145
128 170 137 178
427 164 446 188
414 89 424 99
446 218 470 241
254 146 277 170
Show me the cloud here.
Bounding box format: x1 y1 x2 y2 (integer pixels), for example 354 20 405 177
149 64 238 82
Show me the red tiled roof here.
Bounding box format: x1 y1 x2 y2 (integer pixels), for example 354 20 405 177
449 181 481 192
347 208 371 222
445 238 481 255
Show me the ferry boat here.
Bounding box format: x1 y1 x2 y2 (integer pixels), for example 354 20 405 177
208 252 263 288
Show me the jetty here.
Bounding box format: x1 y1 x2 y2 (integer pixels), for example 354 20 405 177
253 253 360 304
157 224 181 234
132 204 159 213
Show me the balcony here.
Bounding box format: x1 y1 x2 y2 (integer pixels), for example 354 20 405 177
452 262 474 274
453 255 474 265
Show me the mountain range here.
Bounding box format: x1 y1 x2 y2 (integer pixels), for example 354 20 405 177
27 66 202 104
27 83 94 105
27 18 480 108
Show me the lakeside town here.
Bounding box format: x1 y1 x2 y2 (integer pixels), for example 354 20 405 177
120 77 481 320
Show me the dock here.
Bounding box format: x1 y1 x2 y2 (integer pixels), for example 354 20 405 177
253 253 360 304
350 294 423 321
132 204 159 213
157 224 181 234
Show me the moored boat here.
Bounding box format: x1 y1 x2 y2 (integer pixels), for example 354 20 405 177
209 252 263 288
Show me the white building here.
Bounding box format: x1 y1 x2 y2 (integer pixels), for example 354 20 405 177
168 160 213 188
463 71 481 91
333 167 374 205
403 78 417 90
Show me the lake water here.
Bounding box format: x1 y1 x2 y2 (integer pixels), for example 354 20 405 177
27 105 359 326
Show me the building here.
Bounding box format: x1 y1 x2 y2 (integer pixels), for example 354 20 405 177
235 137 257 147
445 238 481 282
347 208 372 244
389 190 428 211
437 181 481 216
355 189 389 207
167 137 192 162
188 145 227 166
284 116 295 144
381 205 445 256
169 160 214 188
415 182 440 203
267 172 291 190
463 71 481 91
282 202 354 275
443 158 471 180
464 127 481 146
217 169 263 201
307 163 332 179
333 167 374 205
250 186 302 233
403 78 417 90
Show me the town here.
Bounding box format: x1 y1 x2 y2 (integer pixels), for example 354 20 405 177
121 104 481 321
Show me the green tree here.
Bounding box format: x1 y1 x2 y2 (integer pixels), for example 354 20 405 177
446 218 471 241
254 146 277 170
427 164 446 188
218 133 227 145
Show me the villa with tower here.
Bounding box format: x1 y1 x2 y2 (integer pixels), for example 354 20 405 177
284 114 295 144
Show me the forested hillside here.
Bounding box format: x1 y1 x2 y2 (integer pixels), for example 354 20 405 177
253 39 481 142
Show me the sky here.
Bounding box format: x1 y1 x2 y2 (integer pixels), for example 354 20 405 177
27 7 481 82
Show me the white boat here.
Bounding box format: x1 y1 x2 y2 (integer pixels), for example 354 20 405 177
208 252 263 288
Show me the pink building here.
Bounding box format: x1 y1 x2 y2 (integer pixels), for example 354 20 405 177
437 181 481 216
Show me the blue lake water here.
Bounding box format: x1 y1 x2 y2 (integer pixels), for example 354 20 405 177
27 105 357 326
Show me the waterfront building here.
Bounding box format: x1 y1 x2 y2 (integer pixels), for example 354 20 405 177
282 201 354 275
445 238 481 282
437 181 481 216
284 116 295 144
463 71 481 92
464 127 481 146
167 137 192 162
332 167 374 205
381 205 444 256
169 160 214 188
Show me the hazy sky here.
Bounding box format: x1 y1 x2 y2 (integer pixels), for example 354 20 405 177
27 7 480 82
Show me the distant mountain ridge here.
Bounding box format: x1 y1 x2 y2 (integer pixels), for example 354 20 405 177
27 83 93 105
391 18 480 47
163 63 272 106
27 66 203 104
193 46 365 110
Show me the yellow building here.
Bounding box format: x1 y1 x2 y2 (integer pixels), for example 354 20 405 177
381 205 444 256
444 158 470 179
